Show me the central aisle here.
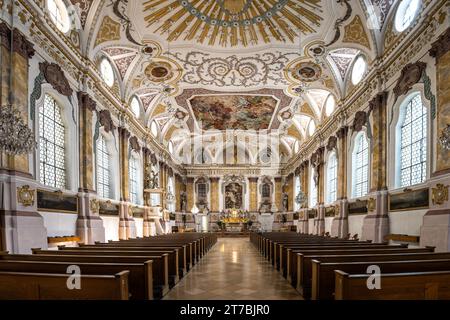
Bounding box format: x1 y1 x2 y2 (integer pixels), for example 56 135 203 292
163 237 302 300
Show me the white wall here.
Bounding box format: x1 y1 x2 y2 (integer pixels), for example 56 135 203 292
134 218 144 238
325 217 334 234
389 210 427 236
40 212 77 237
348 215 365 237
308 219 314 233
101 216 119 241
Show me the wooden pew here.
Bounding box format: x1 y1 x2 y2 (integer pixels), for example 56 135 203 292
0 270 129 300
51 247 180 286
0 259 153 300
335 269 450 300
313 257 450 300
1 252 169 299
294 247 435 297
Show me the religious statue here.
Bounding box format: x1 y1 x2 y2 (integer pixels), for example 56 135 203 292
282 192 289 212
180 191 187 212
147 170 158 189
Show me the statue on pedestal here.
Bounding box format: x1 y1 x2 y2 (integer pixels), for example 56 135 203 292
180 191 187 212
282 192 289 212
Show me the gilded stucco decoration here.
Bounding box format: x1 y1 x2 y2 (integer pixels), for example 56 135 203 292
17 185 35 207
143 0 322 47
170 51 298 87
95 16 121 47
343 15 371 50
432 184 449 205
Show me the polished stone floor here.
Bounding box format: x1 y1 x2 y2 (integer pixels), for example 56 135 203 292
163 237 302 300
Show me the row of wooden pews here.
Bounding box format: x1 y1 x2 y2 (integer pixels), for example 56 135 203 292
250 232 450 300
0 233 217 300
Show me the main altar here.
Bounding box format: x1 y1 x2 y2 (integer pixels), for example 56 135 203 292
219 208 250 232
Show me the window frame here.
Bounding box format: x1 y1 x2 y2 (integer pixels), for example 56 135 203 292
38 93 67 189
351 131 370 199
326 151 338 204
351 55 367 86
100 58 115 88
309 166 318 207
394 92 428 188
46 0 71 33
96 135 111 199
129 155 140 205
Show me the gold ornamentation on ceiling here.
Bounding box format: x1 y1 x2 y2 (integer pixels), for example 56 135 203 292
343 15 371 50
95 16 121 47
291 61 322 82
143 0 323 47
287 124 302 140
145 61 174 83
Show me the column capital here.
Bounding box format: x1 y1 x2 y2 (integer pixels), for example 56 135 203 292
0 22 35 59
430 27 450 61
369 91 389 113
77 92 96 112
336 126 349 139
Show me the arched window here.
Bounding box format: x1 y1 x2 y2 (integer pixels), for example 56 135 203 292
327 152 338 203
325 94 336 117
351 56 367 85
97 136 111 198
294 175 301 211
308 120 316 137
397 94 427 187
39 94 66 189
395 0 421 32
150 121 159 137
129 156 139 204
310 167 317 207
352 132 369 198
168 140 174 155
100 58 115 87
47 0 70 33
130 96 141 118
262 184 271 198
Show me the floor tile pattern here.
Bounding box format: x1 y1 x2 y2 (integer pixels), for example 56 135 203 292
163 238 302 300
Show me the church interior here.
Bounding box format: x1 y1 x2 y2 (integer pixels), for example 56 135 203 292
0 0 450 302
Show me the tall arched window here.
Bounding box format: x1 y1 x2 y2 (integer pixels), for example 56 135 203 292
352 132 369 198
327 152 338 203
39 94 66 189
97 136 111 198
310 168 317 207
397 94 427 187
294 175 301 211
129 156 139 204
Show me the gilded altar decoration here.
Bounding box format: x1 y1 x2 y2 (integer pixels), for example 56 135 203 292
432 184 449 205
17 185 35 207
220 208 249 224
439 124 450 151
367 198 376 212
90 199 99 213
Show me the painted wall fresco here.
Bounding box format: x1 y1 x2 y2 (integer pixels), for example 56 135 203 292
189 95 278 130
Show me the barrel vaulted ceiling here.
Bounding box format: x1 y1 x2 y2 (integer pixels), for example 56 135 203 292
63 0 403 162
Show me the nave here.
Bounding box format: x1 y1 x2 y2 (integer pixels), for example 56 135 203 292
164 238 302 300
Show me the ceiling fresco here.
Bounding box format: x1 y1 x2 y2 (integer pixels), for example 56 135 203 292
189 95 278 131
75 0 396 161
142 0 323 47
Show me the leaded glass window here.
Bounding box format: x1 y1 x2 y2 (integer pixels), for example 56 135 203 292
97 136 110 198
310 168 317 207
327 152 338 203
399 94 427 187
39 94 66 189
129 157 139 204
352 132 369 198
